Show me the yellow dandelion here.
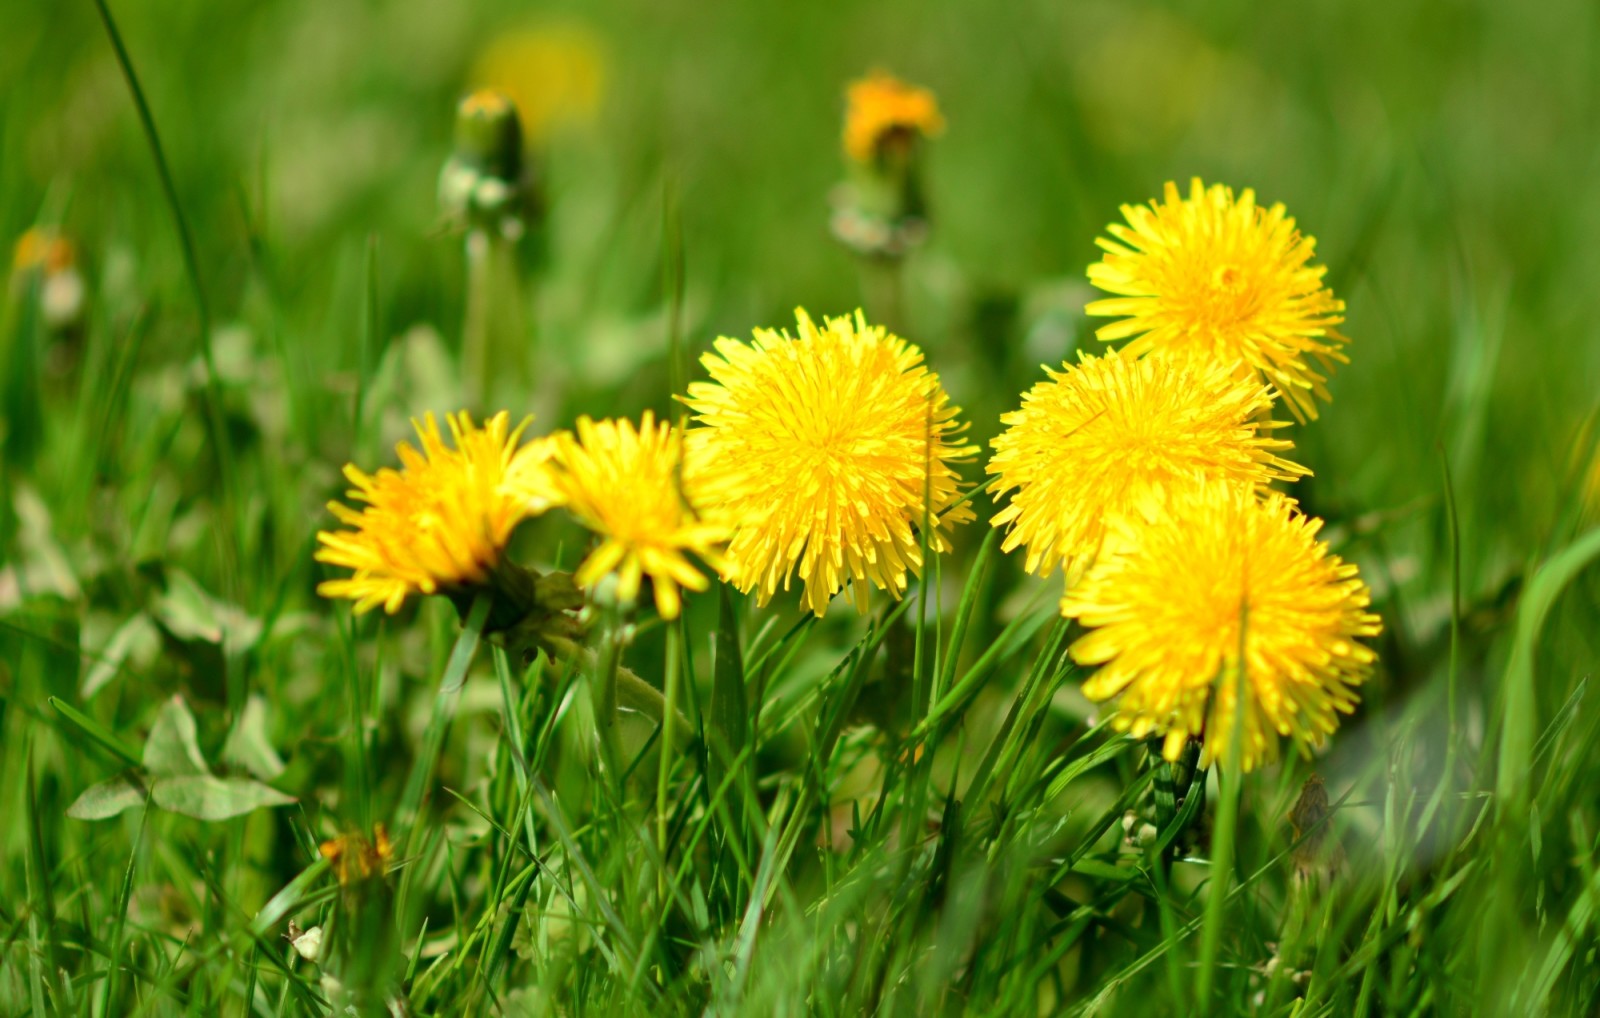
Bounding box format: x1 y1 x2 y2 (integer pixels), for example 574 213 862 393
843 71 944 163
316 411 561 614
988 349 1305 581
550 411 726 620
12 227 76 274
1086 178 1347 422
1062 485 1381 772
472 22 606 143
682 309 975 617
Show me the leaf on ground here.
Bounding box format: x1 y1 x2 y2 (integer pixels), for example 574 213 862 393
66 773 146 820
152 567 262 649
81 612 159 700
142 695 211 778
151 775 294 821
223 694 286 780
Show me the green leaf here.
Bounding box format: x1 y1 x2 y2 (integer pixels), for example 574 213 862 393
66 773 146 820
1497 526 1600 809
47 696 141 768
223 694 286 780
81 612 159 700
151 567 262 649
151 775 294 821
142 695 210 778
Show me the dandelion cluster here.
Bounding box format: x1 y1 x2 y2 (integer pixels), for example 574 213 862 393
320 114 1379 772
981 178 1379 770
683 309 974 616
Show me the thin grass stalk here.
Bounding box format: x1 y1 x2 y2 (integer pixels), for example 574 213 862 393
397 593 490 842
89 0 239 589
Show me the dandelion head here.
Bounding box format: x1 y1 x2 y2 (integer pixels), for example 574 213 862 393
682 309 975 616
472 22 606 143
550 411 726 620
1061 485 1381 772
988 349 1305 581
843 71 944 163
1087 178 1347 421
316 411 561 614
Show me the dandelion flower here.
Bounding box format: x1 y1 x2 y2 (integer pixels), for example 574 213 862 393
550 411 726 620
844 71 944 163
682 309 975 616
471 22 606 143
1087 178 1347 421
316 412 561 614
1061 485 1382 772
988 349 1305 581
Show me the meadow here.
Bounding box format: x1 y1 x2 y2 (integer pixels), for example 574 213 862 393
3 0 1599 1014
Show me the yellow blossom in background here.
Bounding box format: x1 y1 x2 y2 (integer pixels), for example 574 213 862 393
550 411 726 620
988 349 1305 581
316 412 561 614
471 22 606 143
683 309 975 616
1086 178 1348 422
12 228 76 274
843 71 944 163
1062 485 1381 772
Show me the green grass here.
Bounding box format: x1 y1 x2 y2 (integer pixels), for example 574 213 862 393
4 0 1600 1014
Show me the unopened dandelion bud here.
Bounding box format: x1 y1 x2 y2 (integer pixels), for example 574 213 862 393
438 90 532 234
454 90 523 182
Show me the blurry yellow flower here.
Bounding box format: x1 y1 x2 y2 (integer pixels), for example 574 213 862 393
320 824 394 886
683 309 975 616
472 23 606 143
550 411 726 620
988 349 1304 581
11 226 86 329
844 71 944 163
12 228 76 274
1087 178 1347 422
316 412 561 614
1062 485 1381 772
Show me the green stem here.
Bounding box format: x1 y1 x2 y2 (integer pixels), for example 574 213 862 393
462 228 492 409
1196 611 1249 1006
461 228 526 410
860 256 906 333
656 623 683 874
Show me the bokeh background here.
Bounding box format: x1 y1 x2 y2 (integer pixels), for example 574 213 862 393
8 0 1598 589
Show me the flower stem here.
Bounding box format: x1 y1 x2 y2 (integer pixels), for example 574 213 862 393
462 228 492 408
656 622 683 877
1197 610 1250 1006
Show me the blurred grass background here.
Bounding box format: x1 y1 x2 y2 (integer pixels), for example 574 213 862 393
3 0 1600 1013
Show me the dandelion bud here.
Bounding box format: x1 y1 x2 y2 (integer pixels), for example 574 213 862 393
454 90 523 182
438 90 532 235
